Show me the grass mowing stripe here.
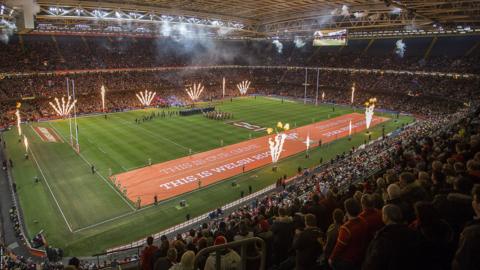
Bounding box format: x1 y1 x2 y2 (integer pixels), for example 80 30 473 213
109 113 194 152
27 135 74 232
48 122 137 211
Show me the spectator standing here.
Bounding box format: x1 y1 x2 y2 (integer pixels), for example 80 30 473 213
358 194 384 242
452 185 480 270
293 214 324 270
323 208 344 267
141 236 158 270
329 199 368 270
204 236 241 270
169 250 194 270
154 248 177 270
271 207 294 265
362 204 421 270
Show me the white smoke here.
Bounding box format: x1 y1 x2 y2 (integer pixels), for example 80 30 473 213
160 21 171 36
272 39 283 53
217 27 233 36
353 11 368 18
395 39 406 58
390 7 402 14
0 19 17 43
294 37 305 48
341 5 350 16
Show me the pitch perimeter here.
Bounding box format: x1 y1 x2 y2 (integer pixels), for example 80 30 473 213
114 113 388 205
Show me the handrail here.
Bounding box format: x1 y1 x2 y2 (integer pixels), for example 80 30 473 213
194 237 266 270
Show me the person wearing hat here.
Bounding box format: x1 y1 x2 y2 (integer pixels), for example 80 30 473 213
204 236 241 270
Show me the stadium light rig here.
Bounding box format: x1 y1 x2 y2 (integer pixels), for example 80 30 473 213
136 90 156 107
186 83 204 102
267 122 290 170
49 96 77 117
365 98 377 129
236 80 251 95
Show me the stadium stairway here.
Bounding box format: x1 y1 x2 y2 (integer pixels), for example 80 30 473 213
51 35 66 63
423 36 438 60
363 38 375 54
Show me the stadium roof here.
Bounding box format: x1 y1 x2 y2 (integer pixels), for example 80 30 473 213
2 0 480 38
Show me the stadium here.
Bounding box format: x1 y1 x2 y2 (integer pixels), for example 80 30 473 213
0 0 479 269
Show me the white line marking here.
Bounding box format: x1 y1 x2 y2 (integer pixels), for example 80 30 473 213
97 147 107 154
29 147 74 232
48 122 136 211
73 209 136 233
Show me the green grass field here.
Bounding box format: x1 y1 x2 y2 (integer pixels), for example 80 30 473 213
3 97 413 255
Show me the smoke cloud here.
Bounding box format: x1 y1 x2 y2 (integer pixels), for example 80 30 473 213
395 39 406 58
341 5 350 16
272 40 283 53
294 37 305 48
0 19 17 43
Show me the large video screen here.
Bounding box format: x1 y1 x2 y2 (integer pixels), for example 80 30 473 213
313 29 348 46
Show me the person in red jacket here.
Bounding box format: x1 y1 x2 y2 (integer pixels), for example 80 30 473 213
329 198 368 270
141 236 158 270
359 194 384 243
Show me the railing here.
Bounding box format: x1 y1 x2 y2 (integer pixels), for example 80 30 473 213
107 183 278 252
91 246 143 269
194 237 266 270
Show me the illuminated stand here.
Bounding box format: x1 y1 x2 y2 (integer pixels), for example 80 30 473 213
267 122 290 171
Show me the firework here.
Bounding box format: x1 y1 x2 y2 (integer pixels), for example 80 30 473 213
136 90 156 106
23 135 28 153
236 80 251 95
365 98 377 129
222 77 225 98
15 109 21 136
49 96 77 117
186 82 204 102
305 133 311 151
101 85 106 112
351 82 355 104
267 121 290 164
